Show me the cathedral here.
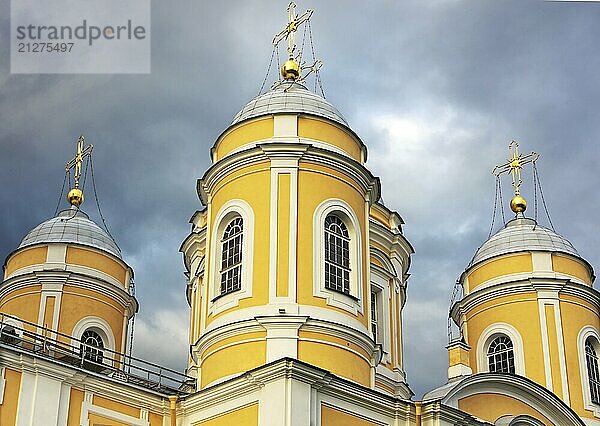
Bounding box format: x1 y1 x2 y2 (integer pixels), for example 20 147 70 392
1 4 599 426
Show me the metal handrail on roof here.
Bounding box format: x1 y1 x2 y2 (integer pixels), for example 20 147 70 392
0 312 194 395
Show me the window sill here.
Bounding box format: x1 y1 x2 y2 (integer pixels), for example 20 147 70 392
325 287 359 302
211 289 240 303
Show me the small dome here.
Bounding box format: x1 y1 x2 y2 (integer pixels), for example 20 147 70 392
231 81 348 126
470 217 579 267
18 207 121 259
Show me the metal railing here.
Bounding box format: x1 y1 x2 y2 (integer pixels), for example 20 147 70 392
0 312 194 394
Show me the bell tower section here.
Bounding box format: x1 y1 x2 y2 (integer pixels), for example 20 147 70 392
181 3 413 398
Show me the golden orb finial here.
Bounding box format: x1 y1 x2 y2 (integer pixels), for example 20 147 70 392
510 194 527 214
67 188 84 207
281 58 300 80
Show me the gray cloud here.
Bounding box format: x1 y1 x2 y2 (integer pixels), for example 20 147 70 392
1 0 599 398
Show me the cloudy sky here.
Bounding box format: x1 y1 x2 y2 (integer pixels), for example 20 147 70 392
1 0 600 398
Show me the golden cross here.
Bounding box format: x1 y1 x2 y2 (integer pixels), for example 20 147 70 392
492 140 539 196
272 2 314 59
65 135 93 189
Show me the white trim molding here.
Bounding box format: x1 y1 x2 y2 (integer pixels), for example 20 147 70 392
476 322 526 376
370 271 392 365
0 367 5 405
80 391 149 426
313 199 364 315
207 199 255 316
578 325 600 417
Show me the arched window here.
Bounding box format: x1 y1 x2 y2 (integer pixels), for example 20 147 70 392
80 329 104 364
586 338 600 404
220 217 243 295
324 215 350 294
487 335 515 374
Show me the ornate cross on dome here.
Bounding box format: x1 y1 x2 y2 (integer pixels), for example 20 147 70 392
493 140 539 214
272 2 313 60
66 135 93 189
65 134 93 206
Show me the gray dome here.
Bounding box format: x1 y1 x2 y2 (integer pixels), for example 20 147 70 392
470 216 579 267
18 207 122 259
231 81 348 126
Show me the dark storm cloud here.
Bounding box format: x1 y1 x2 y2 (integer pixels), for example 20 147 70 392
1 0 599 397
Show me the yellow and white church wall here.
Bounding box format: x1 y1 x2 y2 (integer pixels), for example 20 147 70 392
1 239 137 357
181 108 413 396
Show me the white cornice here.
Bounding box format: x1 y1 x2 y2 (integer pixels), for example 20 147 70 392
0 270 138 316
198 144 382 206
450 278 600 325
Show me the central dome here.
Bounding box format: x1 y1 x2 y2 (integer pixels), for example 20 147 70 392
470 216 579 267
18 207 122 259
231 81 348 126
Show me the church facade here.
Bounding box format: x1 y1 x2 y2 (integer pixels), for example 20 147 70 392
1 5 599 426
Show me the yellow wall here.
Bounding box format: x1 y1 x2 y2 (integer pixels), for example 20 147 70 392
296 164 368 326
0 369 21 426
467 254 532 292
552 254 592 285
0 285 41 330
4 246 47 277
93 395 140 418
214 118 273 162
321 405 379 426
205 164 271 325
67 388 84 426
276 173 290 298
559 295 600 418
448 345 470 367
201 331 266 358
457 393 551 424
298 340 371 387
200 341 266 387
66 246 127 285
87 413 130 426
196 403 258 426
369 207 389 228
298 117 363 163
466 293 545 383
43 296 56 329
544 304 563 399
58 286 125 353
149 412 163 426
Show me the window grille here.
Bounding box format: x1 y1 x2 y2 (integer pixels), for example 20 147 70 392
324 215 350 294
220 217 243 295
487 335 515 374
80 329 104 364
586 339 600 404
371 290 378 341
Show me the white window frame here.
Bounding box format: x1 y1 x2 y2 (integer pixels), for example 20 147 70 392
208 199 254 316
578 325 600 417
476 323 525 376
370 271 392 364
313 199 363 315
71 316 116 366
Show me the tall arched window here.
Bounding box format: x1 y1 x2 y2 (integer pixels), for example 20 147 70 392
324 214 350 294
487 335 515 374
220 217 243 295
586 338 600 403
80 329 104 364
